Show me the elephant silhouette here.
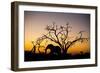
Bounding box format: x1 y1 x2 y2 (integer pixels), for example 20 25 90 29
45 44 61 55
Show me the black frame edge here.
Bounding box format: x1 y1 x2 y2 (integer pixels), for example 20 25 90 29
11 2 15 71
11 2 19 71
12 1 97 9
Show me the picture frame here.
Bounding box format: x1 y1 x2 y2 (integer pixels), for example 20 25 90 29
11 1 97 71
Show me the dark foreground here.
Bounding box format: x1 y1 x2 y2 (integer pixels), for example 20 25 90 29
24 51 90 61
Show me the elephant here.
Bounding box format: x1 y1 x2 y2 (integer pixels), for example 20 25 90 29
45 44 61 55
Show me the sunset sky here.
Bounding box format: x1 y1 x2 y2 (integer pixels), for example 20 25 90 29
24 11 90 55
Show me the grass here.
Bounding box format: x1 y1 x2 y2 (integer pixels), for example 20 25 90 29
24 51 90 61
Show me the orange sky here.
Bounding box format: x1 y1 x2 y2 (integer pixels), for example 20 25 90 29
24 11 90 55
25 39 90 55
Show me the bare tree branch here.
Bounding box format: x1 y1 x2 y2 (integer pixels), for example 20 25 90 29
34 22 89 55
65 37 88 52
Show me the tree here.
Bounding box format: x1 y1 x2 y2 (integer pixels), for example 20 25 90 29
33 22 88 55
31 37 48 54
31 41 36 53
